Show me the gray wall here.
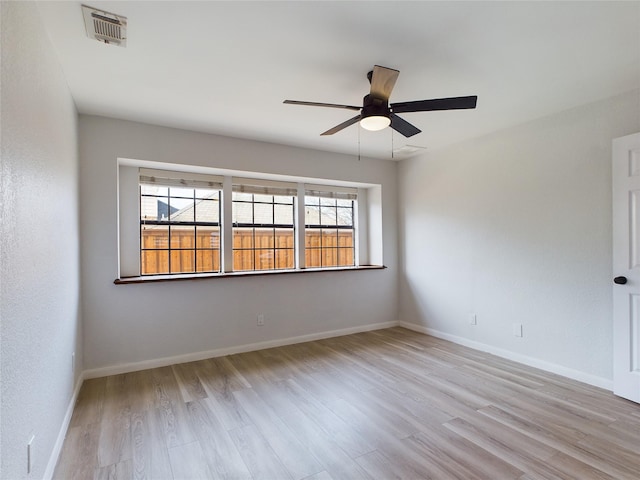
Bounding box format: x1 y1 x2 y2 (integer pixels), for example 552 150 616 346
1 2 82 478
398 89 640 387
79 116 399 371
3 3 638 475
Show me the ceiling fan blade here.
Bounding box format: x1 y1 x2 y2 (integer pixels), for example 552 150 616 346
391 95 477 113
284 100 360 111
321 115 361 136
390 113 421 138
369 65 399 101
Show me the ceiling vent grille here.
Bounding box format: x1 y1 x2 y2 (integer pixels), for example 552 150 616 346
82 5 127 47
392 145 428 159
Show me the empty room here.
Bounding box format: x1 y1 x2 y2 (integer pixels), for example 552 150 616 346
2 1 640 479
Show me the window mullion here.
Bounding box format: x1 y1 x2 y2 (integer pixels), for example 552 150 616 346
222 176 233 273
192 189 197 272
168 190 172 273
296 183 306 269
271 199 275 270
251 195 256 271
319 205 324 267
353 194 360 266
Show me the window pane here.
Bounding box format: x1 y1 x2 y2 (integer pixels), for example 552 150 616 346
337 248 354 266
254 228 275 248
195 188 218 199
171 249 195 273
274 204 293 225
170 226 195 248
320 197 336 207
254 249 274 270
196 249 219 273
196 226 220 249
322 229 339 248
305 228 322 248
254 203 273 224
305 206 320 226
320 206 337 225
169 197 194 218
233 201 253 224
141 196 168 221
338 231 354 247
322 248 338 267
275 249 295 269
233 191 253 202
253 194 272 203
233 227 254 250
337 198 353 207
275 229 294 249
274 195 293 204
195 199 219 223
169 187 193 199
141 225 169 249
157 199 176 221
141 185 168 196
141 250 169 275
305 248 322 268
305 196 320 206
233 250 253 271
337 207 353 226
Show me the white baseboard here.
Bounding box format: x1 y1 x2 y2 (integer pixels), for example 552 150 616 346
84 321 399 379
43 371 85 480
399 322 613 391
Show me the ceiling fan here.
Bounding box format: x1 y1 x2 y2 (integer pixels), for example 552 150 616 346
284 65 477 138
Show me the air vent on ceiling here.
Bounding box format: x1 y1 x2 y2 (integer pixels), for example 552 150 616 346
392 145 428 159
82 5 127 47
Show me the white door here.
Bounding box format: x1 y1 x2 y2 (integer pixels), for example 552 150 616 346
613 132 640 403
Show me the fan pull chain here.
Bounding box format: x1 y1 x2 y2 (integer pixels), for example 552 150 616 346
391 128 394 159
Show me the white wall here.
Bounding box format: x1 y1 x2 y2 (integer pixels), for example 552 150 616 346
79 115 398 371
0 2 81 478
398 89 640 386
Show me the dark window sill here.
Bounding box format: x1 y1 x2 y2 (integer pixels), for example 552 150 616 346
114 265 386 285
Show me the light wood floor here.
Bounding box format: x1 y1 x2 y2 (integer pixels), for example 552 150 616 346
55 327 640 479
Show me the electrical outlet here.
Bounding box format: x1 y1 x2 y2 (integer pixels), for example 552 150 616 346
513 323 523 337
257 314 264 326
469 314 477 325
27 435 35 474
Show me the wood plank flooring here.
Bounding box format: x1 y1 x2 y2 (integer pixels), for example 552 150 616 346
54 327 640 479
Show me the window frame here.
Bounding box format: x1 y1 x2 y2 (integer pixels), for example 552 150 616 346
231 189 297 272
117 160 382 281
304 191 357 269
139 184 222 276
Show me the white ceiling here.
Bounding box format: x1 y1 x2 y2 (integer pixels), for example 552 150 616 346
36 1 640 160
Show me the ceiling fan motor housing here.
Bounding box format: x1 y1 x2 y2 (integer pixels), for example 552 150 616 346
361 94 390 119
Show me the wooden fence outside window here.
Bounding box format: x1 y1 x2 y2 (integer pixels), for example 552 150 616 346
141 229 353 274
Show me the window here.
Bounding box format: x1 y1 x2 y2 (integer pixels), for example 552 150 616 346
120 163 379 279
232 185 296 271
139 170 222 275
305 186 356 268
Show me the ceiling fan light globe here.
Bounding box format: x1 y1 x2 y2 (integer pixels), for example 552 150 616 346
360 115 391 131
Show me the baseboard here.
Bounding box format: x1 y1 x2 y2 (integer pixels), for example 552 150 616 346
399 322 613 391
84 321 399 379
43 371 85 480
